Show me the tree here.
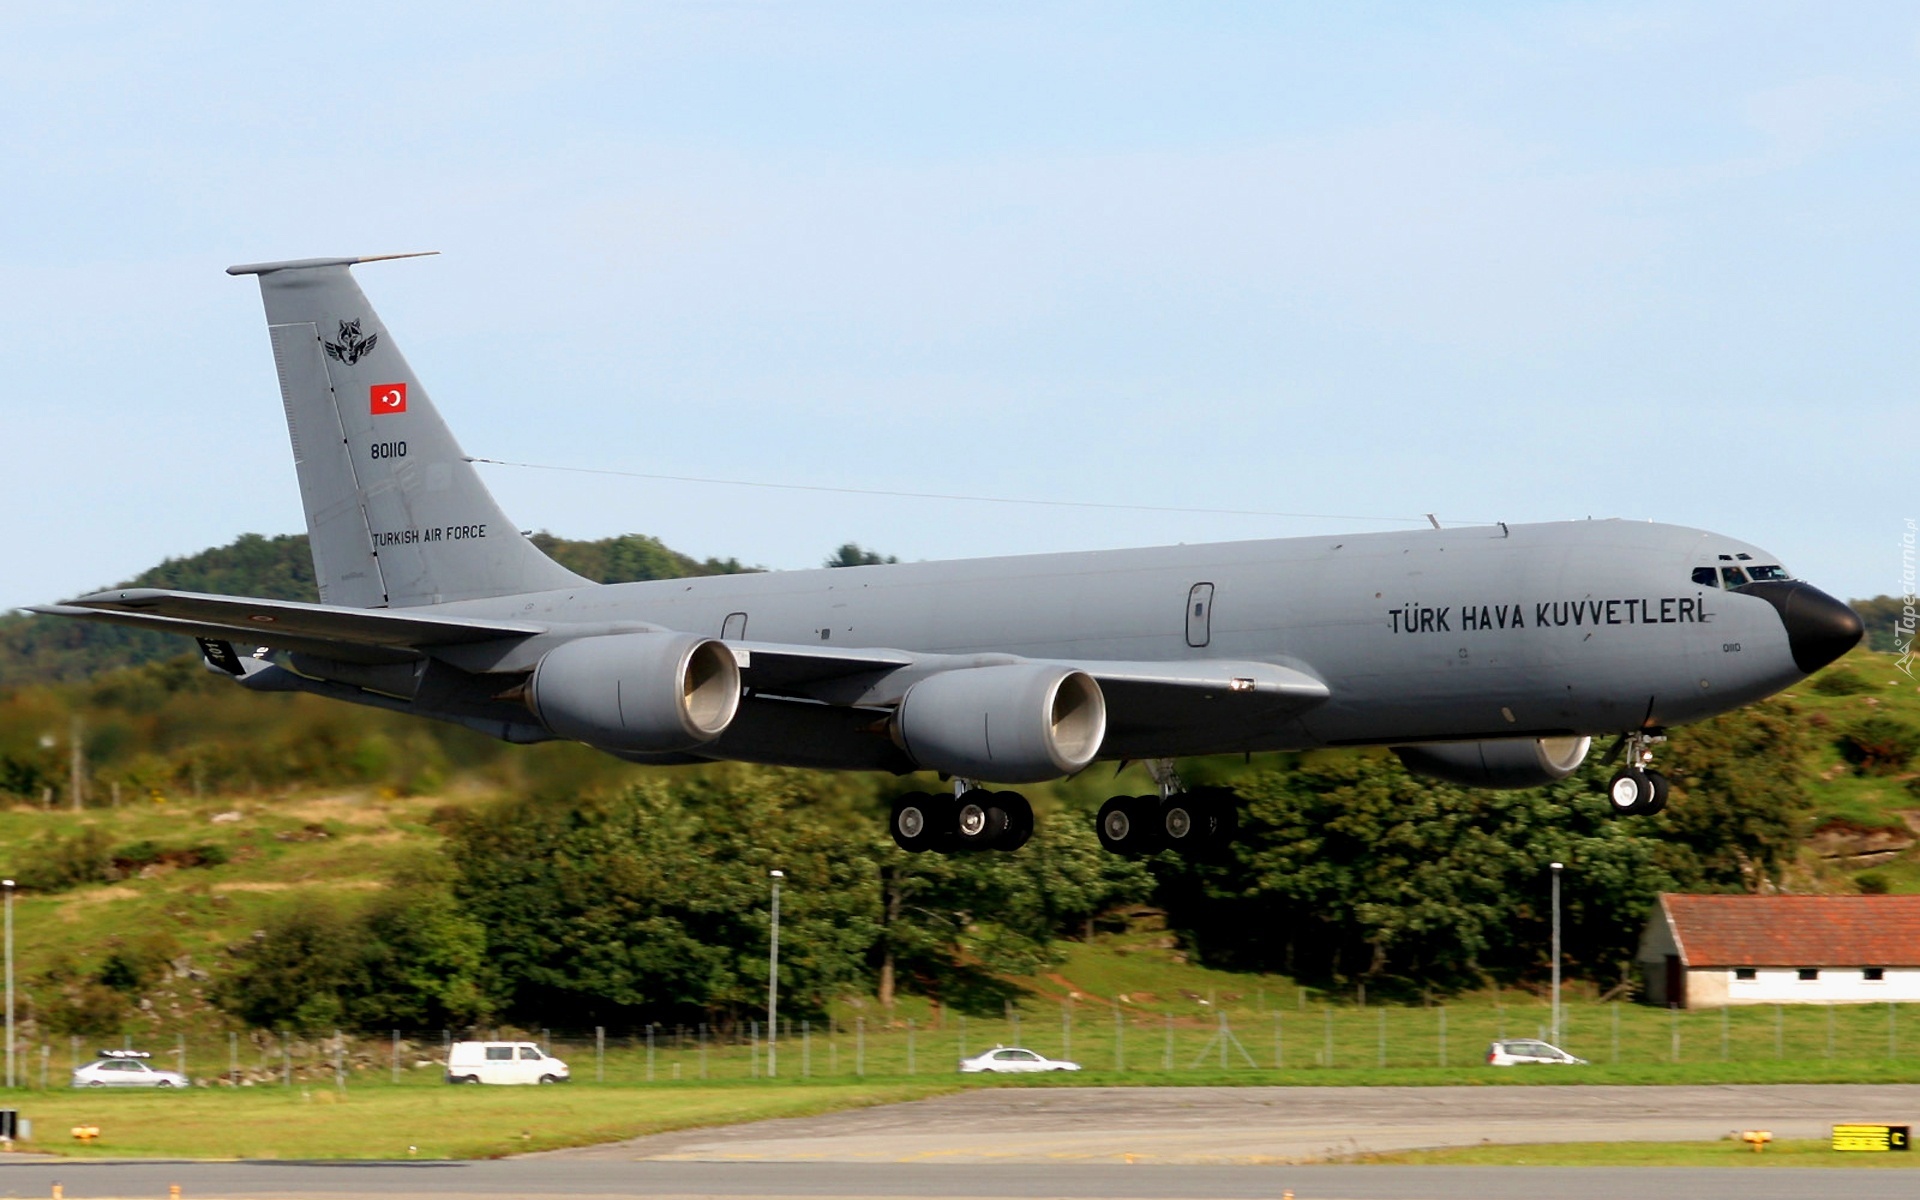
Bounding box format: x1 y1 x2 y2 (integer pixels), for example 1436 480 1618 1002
825 544 898 568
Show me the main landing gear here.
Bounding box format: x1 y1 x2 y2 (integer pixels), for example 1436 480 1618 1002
1094 760 1238 858
1605 731 1669 817
890 784 1034 854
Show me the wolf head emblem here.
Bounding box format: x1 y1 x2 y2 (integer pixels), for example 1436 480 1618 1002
323 319 379 365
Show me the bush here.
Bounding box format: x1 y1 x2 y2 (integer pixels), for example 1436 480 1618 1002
1857 871 1892 895
15 828 115 892
1840 717 1920 775
1811 668 1874 696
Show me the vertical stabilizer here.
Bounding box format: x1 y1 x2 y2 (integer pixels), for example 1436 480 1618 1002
228 255 586 608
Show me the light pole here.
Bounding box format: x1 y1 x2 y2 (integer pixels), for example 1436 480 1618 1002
4 878 14 1090
767 870 783 1078
1549 861 1563 1048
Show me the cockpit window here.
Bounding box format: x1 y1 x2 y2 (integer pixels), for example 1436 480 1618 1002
1721 566 1750 588
1746 565 1789 581
1691 567 1719 587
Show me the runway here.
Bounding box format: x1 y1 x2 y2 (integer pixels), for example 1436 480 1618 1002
555 1082 1920 1163
0 1085 1913 1199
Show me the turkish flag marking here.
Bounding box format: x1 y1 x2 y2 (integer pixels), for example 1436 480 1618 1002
370 383 408 415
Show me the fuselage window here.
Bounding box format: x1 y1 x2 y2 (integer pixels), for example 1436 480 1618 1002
1720 566 1749 588
1746 565 1789 581
1691 567 1719 588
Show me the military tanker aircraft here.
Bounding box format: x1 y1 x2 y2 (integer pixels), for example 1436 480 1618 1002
35 255 1863 856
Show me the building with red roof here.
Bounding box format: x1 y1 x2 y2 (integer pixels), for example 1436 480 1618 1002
1639 893 1920 1008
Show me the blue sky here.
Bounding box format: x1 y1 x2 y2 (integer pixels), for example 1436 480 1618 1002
2 2 1913 609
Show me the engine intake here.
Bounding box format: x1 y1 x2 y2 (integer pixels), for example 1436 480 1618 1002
528 633 741 753
1394 736 1591 790
894 664 1107 783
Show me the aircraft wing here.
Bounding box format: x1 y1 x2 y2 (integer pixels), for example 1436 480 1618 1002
31 588 550 665
1070 659 1329 758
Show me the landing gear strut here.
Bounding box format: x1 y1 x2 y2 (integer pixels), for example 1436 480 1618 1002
1605 731 1669 817
1095 760 1238 857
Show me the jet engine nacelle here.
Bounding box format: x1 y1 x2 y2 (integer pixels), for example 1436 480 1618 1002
893 664 1107 783
1393 735 1592 790
527 633 742 753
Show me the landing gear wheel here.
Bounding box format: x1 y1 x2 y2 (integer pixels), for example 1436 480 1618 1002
1642 770 1669 816
953 788 1010 852
1096 795 1163 856
990 791 1035 852
890 792 946 853
1159 787 1239 857
1606 770 1655 816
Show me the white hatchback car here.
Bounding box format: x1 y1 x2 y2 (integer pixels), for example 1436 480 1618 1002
1485 1038 1586 1066
958 1046 1081 1074
72 1053 189 1088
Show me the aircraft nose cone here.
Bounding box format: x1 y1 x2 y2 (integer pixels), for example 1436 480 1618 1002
1737 581 1864 674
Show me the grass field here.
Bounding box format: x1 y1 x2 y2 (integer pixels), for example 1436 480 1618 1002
11 1079 957 1159
1356 1138 1920 1168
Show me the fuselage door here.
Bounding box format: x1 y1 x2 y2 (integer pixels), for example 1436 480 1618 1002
721 612 748 640
1186 583 1214 648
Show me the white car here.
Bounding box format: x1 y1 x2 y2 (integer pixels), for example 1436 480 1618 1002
958 1046 1081 1074
72 1053 188 1088
1485 1038 1586 1066
445 1040 570 1085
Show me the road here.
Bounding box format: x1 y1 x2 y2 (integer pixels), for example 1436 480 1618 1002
0 1084 1911 1199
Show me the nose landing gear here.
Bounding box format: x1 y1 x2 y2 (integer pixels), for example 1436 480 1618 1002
1605 731 1669 817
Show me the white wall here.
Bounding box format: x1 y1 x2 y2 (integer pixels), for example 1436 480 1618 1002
1707 967 1920 1006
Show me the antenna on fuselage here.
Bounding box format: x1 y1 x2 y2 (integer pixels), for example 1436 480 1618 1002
1426 514 1442 530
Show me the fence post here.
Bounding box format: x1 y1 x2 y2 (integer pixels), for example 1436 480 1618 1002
855 1018 864 1077
698 1023 707 1080
282 1030 291 1087
907 1018 915 1075
1164 1014 1173 1071
1010 1003 1019 1048
1669 1008 1679 1063
1323 1006 1333 1068
1375 1009 1385 1068
958 1014 966 1062
1891 1001 1898 1060
1274 1011 1283 1069
1438 1006 1446 1068
647 1025 655 1082
229 1031 237 1085
750 1021 759 1078
1062 1002 1071 1062
333 1029 345 1088
802 1020 811 1078
1722 1006 1729 1061
1774 1004 1783 1058
392 1029 400 1083
39 1044 48 1089
594 1026 604 1083
1113 1003 1124 1072
1610 1001 1619 1064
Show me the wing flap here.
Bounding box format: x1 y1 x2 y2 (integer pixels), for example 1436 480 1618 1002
28 604 422 665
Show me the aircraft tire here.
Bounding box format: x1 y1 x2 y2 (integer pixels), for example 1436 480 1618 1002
1096 795 1163 855
953 788 1010 852
1158 793 1207 852
991 791 1034 852
890 792 945 853
1190 786 1240 851
1642 770 1670 816
1605 770 1653 816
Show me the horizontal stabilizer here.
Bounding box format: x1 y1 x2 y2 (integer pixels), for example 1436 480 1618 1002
43 588 546 652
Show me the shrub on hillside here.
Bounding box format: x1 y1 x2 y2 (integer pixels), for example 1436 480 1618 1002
1839 717 1920 775
1811 668 1874 696
14 828 115 892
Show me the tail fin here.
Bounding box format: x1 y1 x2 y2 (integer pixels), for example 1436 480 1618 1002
228 254 586 608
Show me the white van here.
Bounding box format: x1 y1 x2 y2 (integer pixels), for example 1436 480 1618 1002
445 1041 571 1085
